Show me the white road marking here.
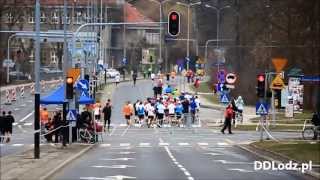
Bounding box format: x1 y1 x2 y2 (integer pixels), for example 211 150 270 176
14 108 20 111
13 122 18 126
80 175 136 180
206 152 223 156
178 143 190 146
119 124 128 127
27 100 32 103
91 165 135 169
159 142 169 146
23 122 33 126
100 158 134 161
139 143 151 147
19 111 34 122
228 168 254 173
20 104 26 107
120 143 130 147
18 125 27 133
119 151 135 155
214 160 254 165
12 144 24 147
99 144 111 147
109 126 117 136
217 142 229 146
197 142 208 146
121 126 130 137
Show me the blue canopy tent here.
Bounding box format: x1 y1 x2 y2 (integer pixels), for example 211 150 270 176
40 85 66 104
40 85 95 105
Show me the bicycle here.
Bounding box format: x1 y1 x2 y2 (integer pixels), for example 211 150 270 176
79 128 95 143
302 124 320 140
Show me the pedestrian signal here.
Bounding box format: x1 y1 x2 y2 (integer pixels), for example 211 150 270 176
66 77 74 99
168 11 180 36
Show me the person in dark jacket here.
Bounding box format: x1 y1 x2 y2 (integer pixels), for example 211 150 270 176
5 111 15 143
103 100 112 132
182 99 190 127
53 111 62 143
311 111 320 140
0 111 6 143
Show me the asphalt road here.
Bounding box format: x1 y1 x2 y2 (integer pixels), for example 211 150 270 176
52 80 313 180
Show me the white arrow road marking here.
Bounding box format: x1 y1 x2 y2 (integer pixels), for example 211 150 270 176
214 160 254 165
91 165 135 169
197 142 208 146
228 168 254 173
100 158 134 161
19 111 34 122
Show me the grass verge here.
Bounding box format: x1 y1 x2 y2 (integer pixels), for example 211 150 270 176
252 141 320 164
190 82 219 104
233 124 304 131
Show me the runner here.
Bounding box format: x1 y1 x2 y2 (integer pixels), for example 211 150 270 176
137 102 145 125
122 101 133 125
175 101 183 126
115 74 120 86
156 100 165 127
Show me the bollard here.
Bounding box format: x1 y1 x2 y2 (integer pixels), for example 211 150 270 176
30 83 35 94
20 86 25 98
11 88 17 101
5 89 11 105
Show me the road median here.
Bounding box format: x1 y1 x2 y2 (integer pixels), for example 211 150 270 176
237 140 320 179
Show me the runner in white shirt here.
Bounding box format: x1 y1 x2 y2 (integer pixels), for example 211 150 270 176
167 102 176 125
195 96 201 112
146 103 155 128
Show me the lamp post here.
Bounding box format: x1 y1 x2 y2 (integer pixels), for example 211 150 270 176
176 1 201 71
204 4 231 73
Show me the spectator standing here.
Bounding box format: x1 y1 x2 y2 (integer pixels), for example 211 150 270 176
182 99 190 127
5 111 15 143
115 74 120 87
102 100 112 132
0 111 5 143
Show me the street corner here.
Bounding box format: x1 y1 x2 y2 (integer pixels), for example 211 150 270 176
0 143 94 180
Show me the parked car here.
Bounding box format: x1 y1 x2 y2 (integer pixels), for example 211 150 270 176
105 69 120 78
9 71 28 80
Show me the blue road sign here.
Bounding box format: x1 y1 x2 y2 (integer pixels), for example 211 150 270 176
76 79 89 91
256 102 269 115
220 93 229 104
66 109 77 121
216 83 224 92
217 70 226 83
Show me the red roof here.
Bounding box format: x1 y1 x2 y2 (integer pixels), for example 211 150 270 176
125 2 157 26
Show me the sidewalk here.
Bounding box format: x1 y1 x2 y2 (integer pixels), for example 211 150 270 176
0 143 93 180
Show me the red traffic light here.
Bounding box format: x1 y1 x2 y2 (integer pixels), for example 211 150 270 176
257 74 265 82
171 14 177 20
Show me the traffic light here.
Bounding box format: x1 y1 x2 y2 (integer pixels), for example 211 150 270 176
168 11 180 36
149 56 153 63
257 74 265 97
66 77 74 99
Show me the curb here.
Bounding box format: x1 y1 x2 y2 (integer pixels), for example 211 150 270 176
236 144 320 179
40 144 94 180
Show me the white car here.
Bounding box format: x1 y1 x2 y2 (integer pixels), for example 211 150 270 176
105 69 120 78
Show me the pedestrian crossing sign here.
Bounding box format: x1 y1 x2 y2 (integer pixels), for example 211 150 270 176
220 93 229 103
256 102 269 115
67 109 77 121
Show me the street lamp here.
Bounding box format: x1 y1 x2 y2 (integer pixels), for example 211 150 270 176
175 1 201 71
204 4 231 73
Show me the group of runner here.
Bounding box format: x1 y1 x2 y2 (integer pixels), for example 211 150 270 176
122 93 200 128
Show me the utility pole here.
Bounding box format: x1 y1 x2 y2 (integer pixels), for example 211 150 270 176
63 0 69 146
34 0 40 159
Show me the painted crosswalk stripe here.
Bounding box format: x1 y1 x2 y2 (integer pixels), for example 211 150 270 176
12 144 24 147
23 122 33 126
178 143 190 146
197 142 208 146
217 142 229 146
13 122 18 126
159 142 169 146
119 124 128 127
120 143 130 147
139 143 151 147
99 144 111 147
